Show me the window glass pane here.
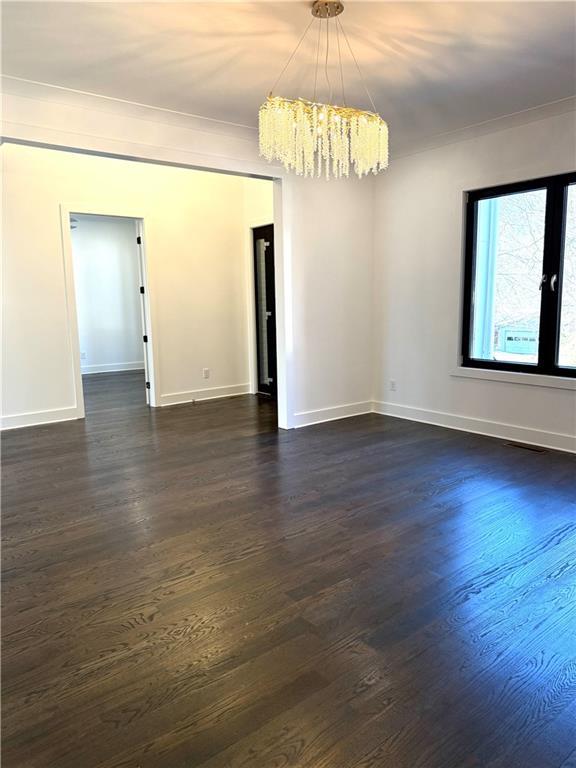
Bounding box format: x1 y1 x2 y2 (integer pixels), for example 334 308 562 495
470 188 547 364
558 184 576 368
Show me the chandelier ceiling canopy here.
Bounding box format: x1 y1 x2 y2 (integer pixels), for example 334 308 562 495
259 0 389 180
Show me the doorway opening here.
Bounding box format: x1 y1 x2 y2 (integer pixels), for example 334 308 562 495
253 224 277 400
68 213 153 414
56 165 285 428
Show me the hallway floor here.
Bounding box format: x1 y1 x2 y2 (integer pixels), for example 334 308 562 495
82 370 148 414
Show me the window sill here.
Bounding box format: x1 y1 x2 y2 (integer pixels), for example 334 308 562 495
451 367 576 391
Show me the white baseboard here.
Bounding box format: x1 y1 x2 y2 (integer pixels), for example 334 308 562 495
159 383 251 407
3 392 572 454
372 400 576 454
293 401 373 429
1 406 81 431
81 362 145 374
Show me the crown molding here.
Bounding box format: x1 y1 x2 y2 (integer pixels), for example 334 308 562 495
393 95 576 159
1 75 282 178
3 75 575 162
1 76 257 140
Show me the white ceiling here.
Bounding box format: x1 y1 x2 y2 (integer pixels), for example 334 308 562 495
2 2 575 152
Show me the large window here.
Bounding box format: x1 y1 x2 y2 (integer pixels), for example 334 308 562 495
462 172 576 377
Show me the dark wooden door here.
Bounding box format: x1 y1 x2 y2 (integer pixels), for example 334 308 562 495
253 225 277 398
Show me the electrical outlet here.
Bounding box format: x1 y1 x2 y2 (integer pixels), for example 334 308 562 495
80 352 87 360
389 379 397 392
202 368 210 380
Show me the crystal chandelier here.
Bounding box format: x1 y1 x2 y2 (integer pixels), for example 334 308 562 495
259 0 388 180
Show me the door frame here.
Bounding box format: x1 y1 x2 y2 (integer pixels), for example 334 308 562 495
135 221 155 405
59 204 159 417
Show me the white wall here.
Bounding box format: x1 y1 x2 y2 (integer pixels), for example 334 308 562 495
373 110 576 452
243 178 274 229
290 175 374 426
6 79 569 448
71 215 144 374
241 171 375 425
2 142 275 425
238 174 375 424
2 77 375 430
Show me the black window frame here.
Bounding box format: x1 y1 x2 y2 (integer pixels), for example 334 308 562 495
461 171 576 378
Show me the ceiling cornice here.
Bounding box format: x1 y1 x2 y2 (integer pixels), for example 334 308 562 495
3 75 575 160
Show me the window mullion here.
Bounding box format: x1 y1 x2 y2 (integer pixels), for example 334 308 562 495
538 182 565 373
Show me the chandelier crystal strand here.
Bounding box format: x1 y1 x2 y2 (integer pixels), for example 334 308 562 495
259 96 388 180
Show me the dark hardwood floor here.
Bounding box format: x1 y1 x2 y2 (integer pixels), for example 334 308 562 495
3 372 576 768
82 370 148 414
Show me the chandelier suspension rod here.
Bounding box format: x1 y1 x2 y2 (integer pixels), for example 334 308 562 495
336 15 378 114
324 16 332 103
268 3 359 110
269 3 349 106
336 13 346 106
313 17 322 101
269 16 316 96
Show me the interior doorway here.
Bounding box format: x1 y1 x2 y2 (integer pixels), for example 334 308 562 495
55 169 282 428
253 224 277 399
68 213 153 412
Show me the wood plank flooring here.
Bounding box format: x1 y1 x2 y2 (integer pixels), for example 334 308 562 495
2 371 576 767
